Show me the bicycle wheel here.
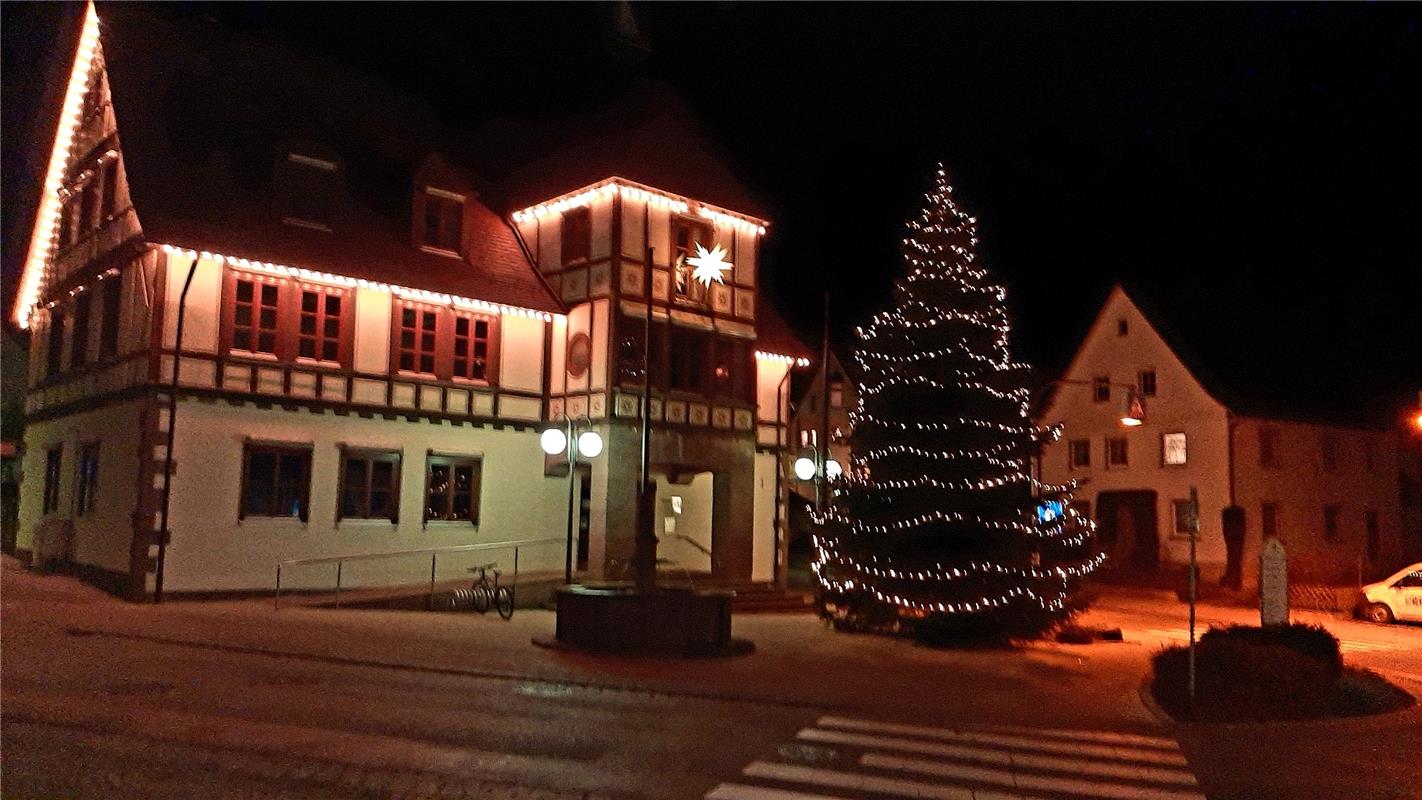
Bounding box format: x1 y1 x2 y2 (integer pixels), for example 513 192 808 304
471 584 491 613
494 586 514 620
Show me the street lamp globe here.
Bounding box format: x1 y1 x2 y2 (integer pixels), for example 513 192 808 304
825 459 843 480
540 427 568 456
577 430 604 458
794 457 816 481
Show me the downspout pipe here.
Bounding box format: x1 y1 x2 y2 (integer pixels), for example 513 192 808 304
153 256 198 603
773 366 793 589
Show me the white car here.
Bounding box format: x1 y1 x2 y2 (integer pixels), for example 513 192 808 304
1359 563 1422 624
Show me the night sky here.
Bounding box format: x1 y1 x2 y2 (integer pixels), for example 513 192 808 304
4 3 1420 418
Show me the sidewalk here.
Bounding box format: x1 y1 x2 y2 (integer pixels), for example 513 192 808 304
3 557 1159 733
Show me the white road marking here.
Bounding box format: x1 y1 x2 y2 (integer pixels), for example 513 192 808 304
863 752 1208 800
797 727 1197 784
815 715 1189 765
711 716 1207 800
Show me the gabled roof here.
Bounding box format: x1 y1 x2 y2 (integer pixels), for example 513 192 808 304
1050 282 1396 430
83 3 561 314
755 301 814 362
465 82 772 222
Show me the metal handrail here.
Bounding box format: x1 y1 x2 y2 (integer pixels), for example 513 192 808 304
274 537 562 610
668 533 713 559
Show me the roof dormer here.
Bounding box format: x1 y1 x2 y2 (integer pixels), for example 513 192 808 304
412 152 478 259
274 143 343 233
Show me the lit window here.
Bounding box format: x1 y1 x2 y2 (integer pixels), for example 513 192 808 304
75 442 99 515
1138 369 1157 397
1106 436 1128 468
240 443 311 520
339 449 400 522
1069 439 1091 468
422 190 463 253
425 454 482 523
671 217 712 304
1092 376 1110 403
1162 432 1187 465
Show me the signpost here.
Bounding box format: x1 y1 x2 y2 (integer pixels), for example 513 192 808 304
1260 537 1289 627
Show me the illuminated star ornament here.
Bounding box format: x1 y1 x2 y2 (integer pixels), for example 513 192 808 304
686 242 733 286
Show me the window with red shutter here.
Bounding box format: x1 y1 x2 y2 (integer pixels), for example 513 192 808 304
397 305 439 374
452 313 492 382
232 278 280 355
298 289 343 362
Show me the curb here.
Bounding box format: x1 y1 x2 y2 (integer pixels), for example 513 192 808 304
1136 670 1422 734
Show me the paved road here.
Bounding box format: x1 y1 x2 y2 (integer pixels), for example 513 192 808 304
4 563 1420 799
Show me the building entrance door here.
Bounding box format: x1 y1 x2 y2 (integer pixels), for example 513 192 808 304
1095 490 1160 571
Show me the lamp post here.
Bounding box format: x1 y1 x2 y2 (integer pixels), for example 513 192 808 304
794 443 842 512
541 414 603 585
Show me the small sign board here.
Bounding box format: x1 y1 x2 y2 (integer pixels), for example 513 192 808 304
1259 537 1288 626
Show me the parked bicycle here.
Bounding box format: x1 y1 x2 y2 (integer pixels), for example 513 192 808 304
447 562 515 619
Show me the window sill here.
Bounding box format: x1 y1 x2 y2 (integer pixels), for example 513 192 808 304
295 357 345 369
396 369 439 380
337 518 399 529
238 516 308 526
229 349 281 361
419 245 462 260
423 520 478 529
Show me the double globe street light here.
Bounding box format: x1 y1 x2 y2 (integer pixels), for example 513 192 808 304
540 414 603 584
794 444 843 513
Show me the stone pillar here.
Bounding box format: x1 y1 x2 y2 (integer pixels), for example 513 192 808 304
711 437 756 581
589 422 642 581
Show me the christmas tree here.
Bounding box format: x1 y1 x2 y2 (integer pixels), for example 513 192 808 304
814 165 1100 640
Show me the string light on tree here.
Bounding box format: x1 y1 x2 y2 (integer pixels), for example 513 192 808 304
814 164 1098 640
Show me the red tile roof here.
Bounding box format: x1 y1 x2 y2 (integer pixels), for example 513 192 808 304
95 4 561 314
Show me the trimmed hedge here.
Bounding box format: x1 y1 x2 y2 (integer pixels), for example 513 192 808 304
1199 624 1342 681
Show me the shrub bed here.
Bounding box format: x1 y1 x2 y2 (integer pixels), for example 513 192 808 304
1150 623 1412 722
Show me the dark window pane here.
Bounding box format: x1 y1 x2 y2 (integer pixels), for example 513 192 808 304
302 292 318 312
403 308 415 327
454 339 468 357
261 284 278 305
323 318 338 338
258 333 276 353
421 312 436 331
322 341 337 361
421 333 435 351
245 452 277 515
369 490 390 517
259 308 277 328
454 358 467 375
236 281 253 302
234 329 251 350
452 492 470 520
419 354 434 373
299 339 315 358
301 315 316 335
475 320 488 337
456 317 469 335
325 295 340 315
235 305 252 326
399 353 413 371
400 330 414 349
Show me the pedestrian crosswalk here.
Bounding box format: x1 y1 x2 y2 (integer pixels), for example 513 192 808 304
1142 626 1405 653
706 714 1205 800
